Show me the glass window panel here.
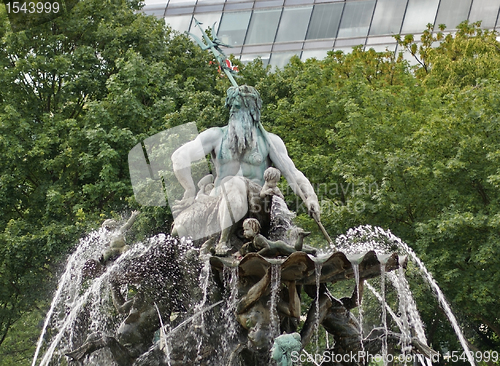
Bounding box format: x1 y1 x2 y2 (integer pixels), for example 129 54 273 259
315 0 343 3
254 0 284 8
435 0 472 29
197 0 225 4
243 44 273 53
306 3 344 40
337 0 376 38
366 35 397 44
401 0 440 33
190 13 223 32
275 6 313 42
303 39 334 49
369 0 407 36
218 11 252 46
285 0 314 5
168 0 197 6
144 0 168 5
240 53 271 66
335 37 365 47
195 4 224 12
144 7 167 17
166 7 194 15
269 51 300 69
166 15 193 32
245 9 282 44
273 42 302 51
301 49 329 60
469 0 500 28
225 2 254 10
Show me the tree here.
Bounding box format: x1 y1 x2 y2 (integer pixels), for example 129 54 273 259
0 0 220 360
256 25 500 354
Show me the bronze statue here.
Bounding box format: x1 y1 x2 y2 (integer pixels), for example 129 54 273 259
100 210 140 264
171 85 320 255
260 167 285 200
240 218 316 257
271 333 302 366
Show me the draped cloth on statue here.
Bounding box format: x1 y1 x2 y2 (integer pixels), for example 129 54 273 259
172 177 270 243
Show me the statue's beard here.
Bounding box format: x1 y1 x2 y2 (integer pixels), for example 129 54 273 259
228 109 256 155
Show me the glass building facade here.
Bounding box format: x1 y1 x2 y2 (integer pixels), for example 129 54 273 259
142 0 500 68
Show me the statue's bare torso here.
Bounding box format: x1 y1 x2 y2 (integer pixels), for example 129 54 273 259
211 126 271 188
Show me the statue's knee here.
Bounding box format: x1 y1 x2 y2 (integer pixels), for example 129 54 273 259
171 222 187 238
220 176 247 196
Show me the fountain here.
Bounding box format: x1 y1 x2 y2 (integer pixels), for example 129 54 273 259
31 218 445 366
31 24 474 366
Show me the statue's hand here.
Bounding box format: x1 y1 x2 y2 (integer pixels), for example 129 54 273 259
259 187 273 197
172 190 196 215
172 197 195 216
131 210 140 217
306 198 321 222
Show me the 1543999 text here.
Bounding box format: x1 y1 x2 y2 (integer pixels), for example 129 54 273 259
5 2 59 13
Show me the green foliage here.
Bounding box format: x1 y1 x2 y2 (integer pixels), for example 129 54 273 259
0 306 44 365
0 0 219 361
1 6 499 362
256 22 500 355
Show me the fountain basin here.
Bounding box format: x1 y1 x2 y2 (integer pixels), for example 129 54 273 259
210 250 407 285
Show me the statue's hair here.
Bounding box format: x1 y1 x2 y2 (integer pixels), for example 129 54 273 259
225 85 262 123
274 332 302 353
264 167 281 182
243 218 261 234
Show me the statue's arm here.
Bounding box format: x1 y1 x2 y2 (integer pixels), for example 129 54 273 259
110 282 133 314
119 210 139 235
267 133 320 220
254 235 271 250
171 128 222 199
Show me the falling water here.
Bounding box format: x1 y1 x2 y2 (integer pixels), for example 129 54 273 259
31 231 101 366
221 266 239 358
365 281 429 366
160 300 224 363
389 269 433 366
314 262 322 353
352 263 365 355
365 281 404 330
337 225 475 366
389 268 426 348
269 263 282 339
269 196 297 243
38 266 111 365
32 231 168 366
194 257 212 357
380 264 388 366
32 229 114 366
155 303 172 366
393 239 474 365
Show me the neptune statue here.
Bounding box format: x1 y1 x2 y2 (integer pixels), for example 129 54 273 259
171 84 320 255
